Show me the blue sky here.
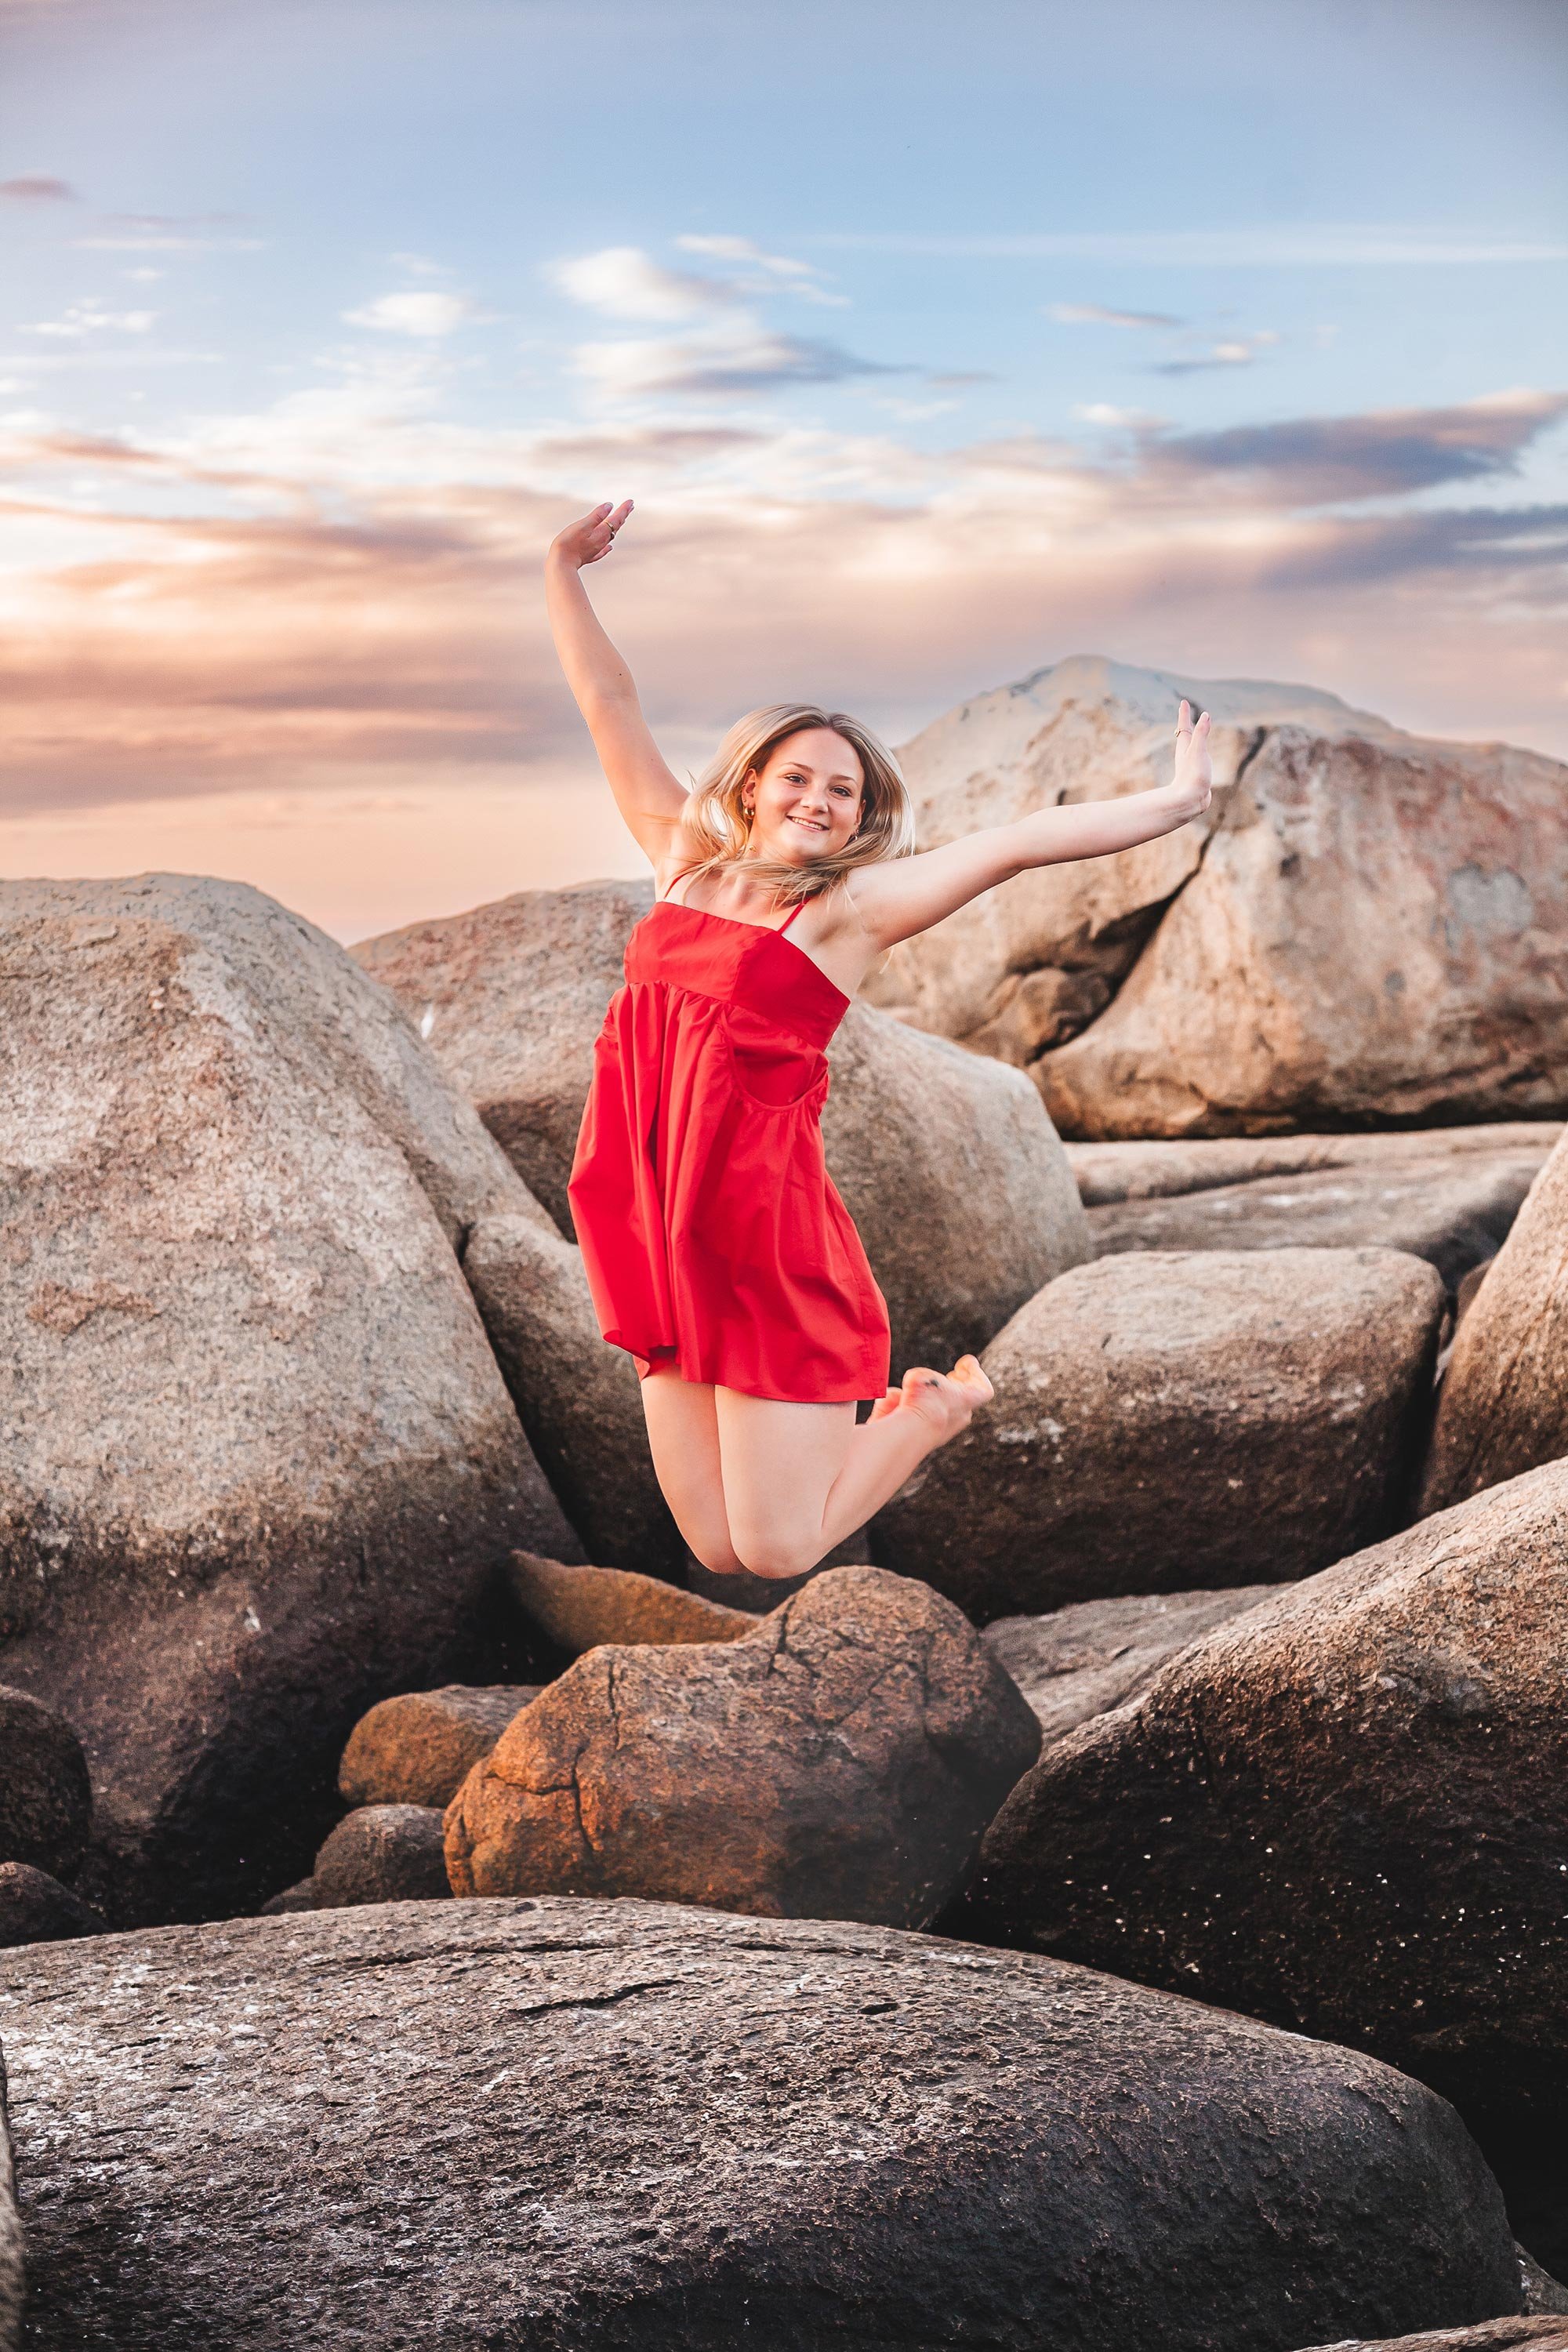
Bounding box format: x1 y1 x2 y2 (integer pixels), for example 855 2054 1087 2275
2 0 1566 936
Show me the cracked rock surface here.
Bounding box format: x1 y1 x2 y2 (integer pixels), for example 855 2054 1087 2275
0 1896 1525 2350
875 1246 1445 1621
0 876 578 1928
445 1565 1040 1928
956 1454 1568 2267
861 655 1568 1138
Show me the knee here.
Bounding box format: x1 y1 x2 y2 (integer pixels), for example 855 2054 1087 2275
686 1529 747 1578
730 1529 821 1581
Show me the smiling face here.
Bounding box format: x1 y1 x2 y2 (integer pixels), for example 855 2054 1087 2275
740 727 866 863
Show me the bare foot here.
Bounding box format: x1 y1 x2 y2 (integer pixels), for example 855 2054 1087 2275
867 1385 903 1423
893 1355 994 1446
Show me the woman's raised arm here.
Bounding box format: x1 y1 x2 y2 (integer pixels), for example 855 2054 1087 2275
848 703 1214 953
544 502 690 864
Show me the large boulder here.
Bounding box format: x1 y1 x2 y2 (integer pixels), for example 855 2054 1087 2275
446 1565 1041 1928
875 1247 1446 1622
353 877 652 1233
0 1899 1525 2351
956 1455 1568 2256
983 1584 1278 1742
355 880 1091 1377
0 2065 19 2352
338 1685 539 1810
1421 1129 1568 1513
862 656 1568 1137
0 1686 91 1879
463 1207 684 1577
0 875 580 1926
1080 1138 1553 1299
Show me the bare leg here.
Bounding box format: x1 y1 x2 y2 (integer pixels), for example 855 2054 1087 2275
637 1364 746 1576
716 1357 994 1580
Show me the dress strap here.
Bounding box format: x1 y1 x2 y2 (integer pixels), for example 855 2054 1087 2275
777 896 808 935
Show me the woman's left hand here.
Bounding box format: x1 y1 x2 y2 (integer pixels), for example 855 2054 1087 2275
1171 699 1213 821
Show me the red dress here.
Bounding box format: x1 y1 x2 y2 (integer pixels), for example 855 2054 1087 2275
566 880 891 1403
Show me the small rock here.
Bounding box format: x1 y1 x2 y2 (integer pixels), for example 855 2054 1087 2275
875 1247 1446 1621
339 1686 539 1810
983 1585 1279 1741
503 1552 753 1655
0 1686 92 1878
1519 2245 1568 2317
447 1565 1040 1929
259 1878 317 1916
313 1806 450 1908
0 1861 103 1949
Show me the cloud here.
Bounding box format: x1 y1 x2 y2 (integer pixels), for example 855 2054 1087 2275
2 176 76 201
571 322 909 401
2 381 1565 837
1152 330 1282 376
546 246 735 324
1143 387 1568 501
1050 303 1183 329
74 214 264 255
20 302 157 339
343 291 485 338
674 234 848 307
548 243 901 401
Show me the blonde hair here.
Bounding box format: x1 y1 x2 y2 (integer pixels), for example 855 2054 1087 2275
671 702 916 912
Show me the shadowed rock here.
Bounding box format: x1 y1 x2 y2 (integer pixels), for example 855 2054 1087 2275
463 1209 685 1577
339 1686 539 1810
0 1899 1525 2351
446 1565 1040 1929
983 1585 1278 1741
1422 1127 1568 1514
502 1550 754 1655
0 1863 103 1949
956 1456 1568 2250
0 875 579 1926
354 879 1091 1377
862 655 1568 1137
312 1806 450 1907
0 1686 91 1879
876 1247 1445 1622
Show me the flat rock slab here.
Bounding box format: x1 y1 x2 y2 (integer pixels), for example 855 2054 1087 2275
339 1686 540 1810
1083 1152 1547 1296
1064 1126 1563 1206
0 1900 1523 2351
502 1552 754 1654
982 1585 1279 1741
1294 2325 1568 2352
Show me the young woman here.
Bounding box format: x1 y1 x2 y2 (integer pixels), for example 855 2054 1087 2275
549 498 1213 1583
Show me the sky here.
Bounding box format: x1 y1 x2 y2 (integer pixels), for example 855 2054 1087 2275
2 0 1566 941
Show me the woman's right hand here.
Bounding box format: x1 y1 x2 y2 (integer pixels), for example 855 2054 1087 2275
548 499 633 571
